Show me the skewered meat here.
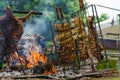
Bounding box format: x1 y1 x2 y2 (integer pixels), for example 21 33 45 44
54 21 77 64
77 31 86 38
72 16 89 60
73 16 85 31
87 16 104 61
55 31 71 40
0 6 34 55
58 37 73 44
54 15 104 64
54 22 69 32
71 16 104 61
71 27 80 34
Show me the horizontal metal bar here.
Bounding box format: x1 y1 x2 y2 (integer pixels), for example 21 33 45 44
70 4 93 15
102 52 120 57
0 10 42 15
97 4 120 11
106 32 120 36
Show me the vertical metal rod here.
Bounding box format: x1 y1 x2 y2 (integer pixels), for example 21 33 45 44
93 4 108 64
3 41 10 67
50 20 61 65
78 10 82 69
13 39 25 75
59 7 64 19
84 7 96 71
91 5 101 61
70 12 80 68
50 21 55 46
49 21 55 63
74 39 80 69
118 35 120 70
117 14 120 70
55 7 60 19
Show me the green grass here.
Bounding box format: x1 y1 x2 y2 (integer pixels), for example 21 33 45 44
106 49 119 53
96 57 119 72
112 78 120 80
97 49 119 70
90 77 120 80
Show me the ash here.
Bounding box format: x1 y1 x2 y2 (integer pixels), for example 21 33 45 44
0 71 22 77
48 68 82 79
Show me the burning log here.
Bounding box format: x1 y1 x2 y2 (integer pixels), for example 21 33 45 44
31 62 54 75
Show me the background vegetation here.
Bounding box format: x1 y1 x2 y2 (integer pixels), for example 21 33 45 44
0 0 109 40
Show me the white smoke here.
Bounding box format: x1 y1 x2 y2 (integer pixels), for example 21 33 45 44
23 18 47 35
23 0 55 39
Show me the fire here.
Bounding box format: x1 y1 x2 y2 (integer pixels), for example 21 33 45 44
27 50 47 68
26 44 56 74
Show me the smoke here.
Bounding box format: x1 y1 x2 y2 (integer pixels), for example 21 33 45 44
23 0 55 40
23 12 53 40
23 18 47 35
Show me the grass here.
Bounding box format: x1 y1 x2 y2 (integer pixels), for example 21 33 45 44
90 77 120 80
96 49 120 70
96 58 118 70
106 49 119 53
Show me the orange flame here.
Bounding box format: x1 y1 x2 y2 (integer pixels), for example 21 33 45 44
26 44 56 74
27 50 47 68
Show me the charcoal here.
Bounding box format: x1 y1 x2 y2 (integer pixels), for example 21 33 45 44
44 63 52 72
31 65 45 74
31 62 53 75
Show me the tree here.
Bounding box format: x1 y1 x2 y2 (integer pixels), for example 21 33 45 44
99 13 109 22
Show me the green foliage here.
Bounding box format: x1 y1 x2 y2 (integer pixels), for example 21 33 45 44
0 0 87 19
96 60 118 70
0 2 7 8
99 13 109 22
0 0 104 22
46 41 53 48
94 13 109 23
